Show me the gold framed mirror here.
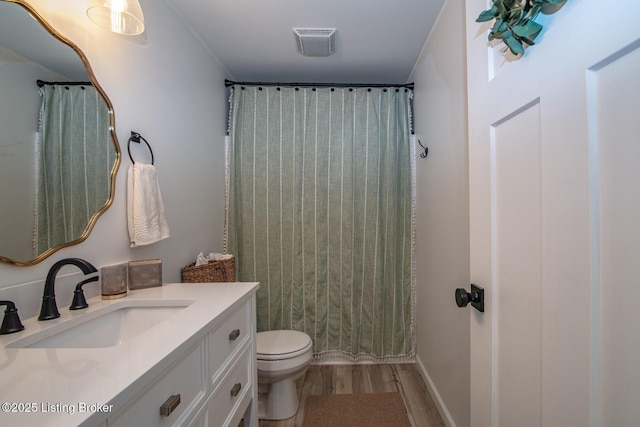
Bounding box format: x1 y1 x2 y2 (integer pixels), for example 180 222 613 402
0 0 120 266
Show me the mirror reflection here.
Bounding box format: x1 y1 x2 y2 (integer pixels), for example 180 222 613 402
0 0 119 266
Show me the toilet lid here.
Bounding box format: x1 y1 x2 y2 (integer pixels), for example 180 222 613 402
257 330 312 361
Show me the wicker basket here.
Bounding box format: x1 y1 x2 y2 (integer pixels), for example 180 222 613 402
181 256 236 283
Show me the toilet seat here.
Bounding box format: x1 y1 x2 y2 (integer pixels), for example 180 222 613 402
257 330 312 361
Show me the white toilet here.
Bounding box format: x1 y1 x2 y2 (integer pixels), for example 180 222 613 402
256 329 313 420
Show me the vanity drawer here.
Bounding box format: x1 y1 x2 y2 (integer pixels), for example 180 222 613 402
209 301 250 382
109 342 206 427
208 347 252 427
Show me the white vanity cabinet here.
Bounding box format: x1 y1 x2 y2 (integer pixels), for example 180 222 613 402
206 299 256 427
108 341 207 426
106 297 258 427
0 283 258 427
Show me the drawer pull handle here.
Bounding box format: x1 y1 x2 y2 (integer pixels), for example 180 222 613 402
160 394 181 417
229 329 241 341
230 382 242 397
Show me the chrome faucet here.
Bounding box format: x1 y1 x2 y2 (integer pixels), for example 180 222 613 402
38 258 98 321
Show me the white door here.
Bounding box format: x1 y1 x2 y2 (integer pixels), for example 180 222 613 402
465 0 640 425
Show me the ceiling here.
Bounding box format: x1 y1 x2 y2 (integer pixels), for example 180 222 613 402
166 0 446 85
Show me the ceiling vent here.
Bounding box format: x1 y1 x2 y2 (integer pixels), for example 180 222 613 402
292 28 336 57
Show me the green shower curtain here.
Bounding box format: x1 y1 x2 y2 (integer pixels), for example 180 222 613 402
227 85 415 361
35 84 115 255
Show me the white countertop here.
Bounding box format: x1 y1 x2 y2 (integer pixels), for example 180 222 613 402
0 282 259 427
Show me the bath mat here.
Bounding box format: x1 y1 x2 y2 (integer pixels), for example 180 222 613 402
302 392 411 427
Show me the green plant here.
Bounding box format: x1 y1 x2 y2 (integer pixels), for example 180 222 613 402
476 0 566 55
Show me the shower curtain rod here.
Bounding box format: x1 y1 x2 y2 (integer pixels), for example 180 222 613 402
225 79 413 90
37 80 92 87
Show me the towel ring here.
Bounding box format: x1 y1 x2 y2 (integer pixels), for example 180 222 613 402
127 131 154 165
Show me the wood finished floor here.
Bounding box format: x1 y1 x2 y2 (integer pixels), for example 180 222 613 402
258 363 445 427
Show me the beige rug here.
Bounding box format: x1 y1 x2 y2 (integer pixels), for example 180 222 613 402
302 392 411 427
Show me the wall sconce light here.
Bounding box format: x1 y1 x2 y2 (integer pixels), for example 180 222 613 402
87 0 145 35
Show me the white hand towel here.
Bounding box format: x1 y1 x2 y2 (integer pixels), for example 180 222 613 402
127 163 170 247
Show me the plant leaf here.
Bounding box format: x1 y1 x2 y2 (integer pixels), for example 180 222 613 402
544 0 565 4
493 29 513 41
476 6 498 22
516 34 537 46
504 35 525 55
528 3 543 20
507 6 523 22
491 18 507 33
512 19 543 41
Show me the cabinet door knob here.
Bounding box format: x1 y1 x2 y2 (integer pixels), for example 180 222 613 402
229 329 241 341
159 394 181 417
230 382 242 397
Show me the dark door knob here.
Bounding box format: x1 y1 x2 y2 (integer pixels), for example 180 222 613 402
455 284 484 312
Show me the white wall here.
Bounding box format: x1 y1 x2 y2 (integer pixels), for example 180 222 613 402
410 0 470 426
0 0 230 319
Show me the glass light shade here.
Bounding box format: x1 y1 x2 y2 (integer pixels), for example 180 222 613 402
87 0 145 35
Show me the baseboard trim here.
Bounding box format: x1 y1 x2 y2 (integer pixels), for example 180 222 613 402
415 355 457 427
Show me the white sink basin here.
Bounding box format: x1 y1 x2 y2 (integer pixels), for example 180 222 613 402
7 300 193 349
